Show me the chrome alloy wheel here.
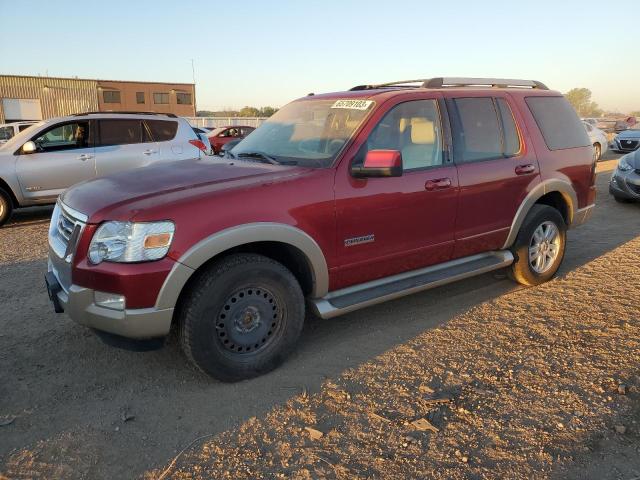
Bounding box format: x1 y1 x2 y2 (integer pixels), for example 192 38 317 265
529 221 561 274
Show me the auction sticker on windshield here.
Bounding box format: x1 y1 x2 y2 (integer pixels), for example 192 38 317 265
331 99 374 110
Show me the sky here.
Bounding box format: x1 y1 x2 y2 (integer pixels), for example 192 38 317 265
0 0 638 113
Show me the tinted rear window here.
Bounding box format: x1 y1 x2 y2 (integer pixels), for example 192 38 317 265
453 97 503 162
525 96 590 150
98 120 144 146
146 120 178 142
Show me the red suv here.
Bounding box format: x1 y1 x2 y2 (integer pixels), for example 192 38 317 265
46 77 596 381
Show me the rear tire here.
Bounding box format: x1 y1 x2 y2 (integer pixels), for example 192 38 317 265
0 189 13 227
509 205 567 286
179 253 305 382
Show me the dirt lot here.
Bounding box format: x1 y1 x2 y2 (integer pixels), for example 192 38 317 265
1 154 639 479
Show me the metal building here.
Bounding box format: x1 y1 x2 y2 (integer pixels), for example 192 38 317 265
0 75 196 123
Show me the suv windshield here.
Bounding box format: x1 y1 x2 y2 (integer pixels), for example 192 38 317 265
232 98 375 167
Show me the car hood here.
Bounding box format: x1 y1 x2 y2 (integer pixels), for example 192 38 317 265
62 157 309 222
617 129 640 140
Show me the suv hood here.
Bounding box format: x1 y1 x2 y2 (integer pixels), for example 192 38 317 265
62 157 308 222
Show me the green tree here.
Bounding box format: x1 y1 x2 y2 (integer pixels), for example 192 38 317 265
259 106 278 117
239 106 261 117
564 88 603 117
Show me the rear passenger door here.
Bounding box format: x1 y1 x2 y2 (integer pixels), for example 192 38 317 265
94 119 160 177
446 94 540 258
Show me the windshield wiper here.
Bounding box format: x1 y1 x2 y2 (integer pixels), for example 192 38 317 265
237 151 280 165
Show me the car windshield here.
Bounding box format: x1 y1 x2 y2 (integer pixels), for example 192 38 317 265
232 98 375 167
209 127 226 136
0 120 46 150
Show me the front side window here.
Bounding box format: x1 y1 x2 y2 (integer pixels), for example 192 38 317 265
356 99 444 171
136 92 145 104
32 121 90 152
103 90 121 103
176 93 192 105
98 120 144 146
233 98 375 167
153 93 169 104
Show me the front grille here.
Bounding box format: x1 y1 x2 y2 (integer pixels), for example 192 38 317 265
620 139 639 151
49 202 86 261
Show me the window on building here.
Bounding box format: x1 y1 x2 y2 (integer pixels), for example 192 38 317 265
136 92 145 104
176 93 192 105
103 90 121 103
153 93 170 104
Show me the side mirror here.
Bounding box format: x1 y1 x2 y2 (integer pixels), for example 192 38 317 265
22 141 37 154
351 150 403 178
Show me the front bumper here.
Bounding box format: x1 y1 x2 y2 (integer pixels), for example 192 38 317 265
610 168 640 200
612 138 640 153
46 266 173 339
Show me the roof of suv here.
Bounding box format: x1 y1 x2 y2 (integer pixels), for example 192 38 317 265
304 77 560 102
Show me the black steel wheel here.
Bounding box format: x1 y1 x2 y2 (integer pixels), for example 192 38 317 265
180 253 305 382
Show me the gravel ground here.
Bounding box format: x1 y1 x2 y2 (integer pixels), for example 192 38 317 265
1 155 639 479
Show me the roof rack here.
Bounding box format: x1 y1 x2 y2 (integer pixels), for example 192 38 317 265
73 111 178 118
350 77 549 91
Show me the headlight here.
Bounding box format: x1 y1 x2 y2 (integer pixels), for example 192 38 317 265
88 221 175 265
618 156 633 172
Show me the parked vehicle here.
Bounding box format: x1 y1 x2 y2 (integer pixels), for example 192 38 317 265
219 138 242 156
46 77 596 381
191 127 214 155
612 125 640 154
609 150 640 202
583 121 608 161
207 126 255 154
0 112 210 226
0 121 38 143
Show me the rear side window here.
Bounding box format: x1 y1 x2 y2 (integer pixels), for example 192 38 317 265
525 96 590 150
98 120 144 146
452 97 503 162
450 97 522 162
145 120 178 142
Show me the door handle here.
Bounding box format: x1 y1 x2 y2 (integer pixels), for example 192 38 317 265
143 149 158 155
77 154 93 161
425 177 452 191
515 164 536 175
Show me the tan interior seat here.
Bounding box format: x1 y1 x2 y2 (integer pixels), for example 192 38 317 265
401 118 441 169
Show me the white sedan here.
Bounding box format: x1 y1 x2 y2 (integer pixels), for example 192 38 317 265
583 121 608 161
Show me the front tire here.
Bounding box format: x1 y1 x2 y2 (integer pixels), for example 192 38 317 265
179 253 305 382
509 205 567 286
0 189 13 227
593 143 601 161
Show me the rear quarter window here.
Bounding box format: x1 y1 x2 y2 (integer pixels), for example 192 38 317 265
525 96 590 150
145 120 178 142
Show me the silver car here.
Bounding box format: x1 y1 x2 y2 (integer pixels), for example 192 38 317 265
609 150 640 203
0 112 210 226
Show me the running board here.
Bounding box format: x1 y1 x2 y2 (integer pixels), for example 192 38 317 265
309 251 514 319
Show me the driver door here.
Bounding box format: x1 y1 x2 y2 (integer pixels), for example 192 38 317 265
16 120 96 202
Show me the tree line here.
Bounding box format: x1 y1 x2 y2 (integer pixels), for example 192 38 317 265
564 88 638 118
196 106 278 118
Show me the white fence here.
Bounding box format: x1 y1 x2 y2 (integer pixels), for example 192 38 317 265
186 117 268 129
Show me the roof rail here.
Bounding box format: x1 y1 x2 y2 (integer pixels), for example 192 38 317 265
72 111 178 118
350 77 549 91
